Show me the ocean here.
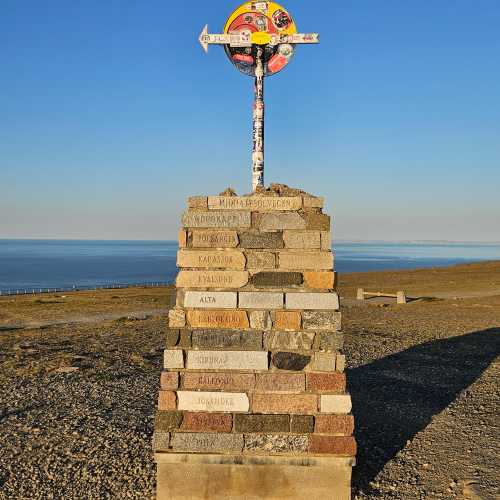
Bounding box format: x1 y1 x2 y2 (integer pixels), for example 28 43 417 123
1 239 500 293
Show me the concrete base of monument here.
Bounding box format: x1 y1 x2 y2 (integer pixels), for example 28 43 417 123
155 453 354 500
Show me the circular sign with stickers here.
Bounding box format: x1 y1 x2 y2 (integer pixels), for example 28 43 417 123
223 1 298 77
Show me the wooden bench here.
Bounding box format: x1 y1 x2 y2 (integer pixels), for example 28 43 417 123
357 288 407 304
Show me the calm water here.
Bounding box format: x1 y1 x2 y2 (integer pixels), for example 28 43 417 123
1 239 500 292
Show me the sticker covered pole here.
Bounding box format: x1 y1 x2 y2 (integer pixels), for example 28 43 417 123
252 47 265 191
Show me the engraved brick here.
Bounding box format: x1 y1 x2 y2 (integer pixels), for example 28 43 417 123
170 432 244 453
182 291 237 309
263 331 315 350
164 350 184 369
158 391 177 411
309 352 336 372
187 310 249 329
239 232 284 249
302 196 324 209
259 213 306 231
279 252 333 271
177 391 249 412
176 271 249 289
286 292 339 310
152 431 170 452
182 210 251 229
290 415 314 433
187 351 268 371
155 411 183 431
274 311 302 331
188 196 208 209
239 292 283 309
252 394 318 415
182 372 256 392
309 436 356 456
283 231 321 249
301 212 330 231
314 415 354 435
303 272 336 290
303 311 342 331
160 371 179 390
181 413 233 432
245 251 276 270
336 354 346 373
272 352 311 371
178 229 187 248
234 414 290 433
251 272 303 287
307 373 346 392
208 196 302 211
249 310 272 330
321 231 332 250
255 373 305 393
320 395 352 414
177 250 246 270
168 309 186 328
244 434 308 454
191 330 262 350
191 230 239 248
313 331 344 352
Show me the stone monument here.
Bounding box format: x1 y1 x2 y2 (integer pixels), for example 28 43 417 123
154 3 356 499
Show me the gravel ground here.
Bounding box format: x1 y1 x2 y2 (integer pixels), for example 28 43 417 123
0 265 499 499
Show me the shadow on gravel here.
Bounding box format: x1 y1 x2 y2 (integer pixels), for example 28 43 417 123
349 327 500 492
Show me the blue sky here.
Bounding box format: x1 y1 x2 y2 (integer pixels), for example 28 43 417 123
1 0 499 241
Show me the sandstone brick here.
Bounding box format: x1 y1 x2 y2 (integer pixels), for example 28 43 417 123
170 432 244 453
182 291 237 309
321 231 332 250
290 415 314 433
239 292 283 309
283 231 321 249
309 436 356 456
272 352 311 371
239 232 284 249
178 229 187 248
158 391 177 411
274 311 302 331
252 394 318 415
302 311 342 331
182 211 251 229
278 251 333 271
309 353 336 372
234 414 290 433
263 331 315 350
336 354 346 373
176 271 249 289
177 391 249 413
191 230 239 248
249 310 272 330
155 411 183 431
313 331 344 352
168 309 186 328
285 292 339 310
152 431 170 452
188 196 208 209
181 413 233 432
164 350 184 369
245 251 276 270
244 434 308 454
208 196 302 211
182 372 256 392
314 415 354 435
258 213 307 231
303 272 336 290
187 310 249 329
177 250 246 270
319 395 352 414
187 351 268 371
301 212 330 231
307 373 346 392
302 196 324 209
191 330 262 350
255 373 305 393
251 272 303 287
160 371 179 390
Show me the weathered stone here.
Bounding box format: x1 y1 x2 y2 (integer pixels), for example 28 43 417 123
301 212 330 230
165 329 180 348
309 436 356 456
320 395 352 414
234 414 290 433
273 311 302 331
239 232 284 249
303 272 336 290
208 196 302 211
283 231 321 249
177 392 249 413
314 415 354 435
155 411 183 431
182 211 251 229
307 373 346 392
164 350 184 369
187 310 249 329
170 433 244 453
187 351 268 371
258 213 306 231
178 229 187 248
252 394 317 415
177 250 246 270
278 252 333 271
255 373 305 393
245 251 276 270
302 196 324 209
264 331 315 350
158 391 177 411
160 372 179 390
191 230 239 248
272 352 311 371
152 431 170 452
182 291 237 309
309 352 336 372
336 354 346 373
239 292 283 309
314 331 344 352
182 372 256 392
321 231 332 250
188 196 208 209
290 415 314 433
302 311 342 331
191 330 262 350
285 292 339 311
181 413 233 432
249 310 272 330
168 309 186 328
176 271 249 289
251 272 303 287
244 434 308 454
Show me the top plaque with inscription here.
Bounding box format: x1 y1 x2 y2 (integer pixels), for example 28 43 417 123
208 196 303 211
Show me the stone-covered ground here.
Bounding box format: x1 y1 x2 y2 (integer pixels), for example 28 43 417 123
0 263 499 499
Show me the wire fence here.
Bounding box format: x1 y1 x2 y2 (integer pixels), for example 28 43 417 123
0 281 172 297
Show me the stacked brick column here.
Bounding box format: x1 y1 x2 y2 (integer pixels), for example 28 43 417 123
154 186 356 500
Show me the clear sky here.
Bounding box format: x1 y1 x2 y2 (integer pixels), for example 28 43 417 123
1 1 499 241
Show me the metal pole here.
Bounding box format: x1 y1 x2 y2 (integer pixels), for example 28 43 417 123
252 46 265 191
